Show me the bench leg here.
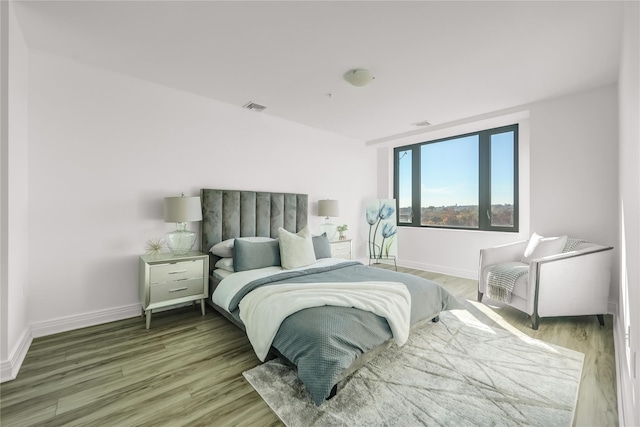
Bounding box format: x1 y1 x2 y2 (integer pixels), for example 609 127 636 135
597 314 605 326
477 291 483 302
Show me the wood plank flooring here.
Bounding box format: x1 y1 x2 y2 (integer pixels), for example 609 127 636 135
0 266 617 426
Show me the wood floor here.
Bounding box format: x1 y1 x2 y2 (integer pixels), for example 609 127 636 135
0 266 618 426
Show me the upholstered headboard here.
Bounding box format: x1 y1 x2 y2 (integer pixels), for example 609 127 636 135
200 189 308 270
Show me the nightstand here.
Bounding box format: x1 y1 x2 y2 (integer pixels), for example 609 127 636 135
330 239 352 260
139 251 209 329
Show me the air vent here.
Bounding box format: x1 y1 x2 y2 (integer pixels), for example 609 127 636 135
243 101 267 112
413 120 432 127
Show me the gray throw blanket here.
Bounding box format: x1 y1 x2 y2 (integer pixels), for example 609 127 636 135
563 238 587 252
487 262 529 302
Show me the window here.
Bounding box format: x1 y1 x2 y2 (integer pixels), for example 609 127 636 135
397 149 413 223
394 124 518 232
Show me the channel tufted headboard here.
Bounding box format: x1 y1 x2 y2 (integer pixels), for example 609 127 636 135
200 189 308 271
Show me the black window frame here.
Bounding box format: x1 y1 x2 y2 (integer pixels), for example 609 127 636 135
393 124 519 232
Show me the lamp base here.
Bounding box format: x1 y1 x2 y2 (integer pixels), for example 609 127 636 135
166 223 196 255
319 222 337 241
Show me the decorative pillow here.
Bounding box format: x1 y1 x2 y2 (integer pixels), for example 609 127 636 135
312 233 332 259
214 257 234 272
210 236 274 258
278 226 317 270
233 239 281 272
521 233 568 263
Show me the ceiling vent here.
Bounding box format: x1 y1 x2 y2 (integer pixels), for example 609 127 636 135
413 120 432 127
243 101 267 112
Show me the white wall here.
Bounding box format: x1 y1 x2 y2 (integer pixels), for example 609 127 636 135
529 86 618 247
25 51 376 330
528 85 619 300
377 85 618 281
616 2 639 425
0 0 31 382
0 0 9 375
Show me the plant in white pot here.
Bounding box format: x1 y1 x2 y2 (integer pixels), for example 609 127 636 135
336 224 348 240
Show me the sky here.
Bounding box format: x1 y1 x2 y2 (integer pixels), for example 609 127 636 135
398 131 514 208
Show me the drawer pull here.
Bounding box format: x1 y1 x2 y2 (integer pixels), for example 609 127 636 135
169 287 189 293
168 270 188 275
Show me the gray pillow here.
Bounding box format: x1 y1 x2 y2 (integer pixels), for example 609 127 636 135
210 236 274 258
233 239 281 272
312 233 332 259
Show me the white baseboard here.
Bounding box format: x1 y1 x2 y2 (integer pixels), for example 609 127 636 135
612 304 637 427
355 257 477 280
396 259 477 280
30 304 141 338
0 326 33 383
1 304 140 383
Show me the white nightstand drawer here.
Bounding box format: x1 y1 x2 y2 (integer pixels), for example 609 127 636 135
149 278 204 303
149 259 204 284
331 240 352 259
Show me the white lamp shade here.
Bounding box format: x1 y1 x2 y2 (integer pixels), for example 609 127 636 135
318 199 340 218
164 196 202 223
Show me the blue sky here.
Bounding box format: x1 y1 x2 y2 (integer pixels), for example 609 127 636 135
398 131 514 207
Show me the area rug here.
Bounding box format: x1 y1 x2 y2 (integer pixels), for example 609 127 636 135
243 309 584 427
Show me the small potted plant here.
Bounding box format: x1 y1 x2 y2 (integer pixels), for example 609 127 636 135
336 224 348 240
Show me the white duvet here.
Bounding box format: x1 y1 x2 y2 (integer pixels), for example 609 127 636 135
238 281 412 361
212 258 351 312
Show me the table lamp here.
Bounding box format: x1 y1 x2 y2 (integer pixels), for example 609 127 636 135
164 193 202 255
318 199 339 241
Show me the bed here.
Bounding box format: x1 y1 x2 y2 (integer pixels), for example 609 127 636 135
200 188 460 405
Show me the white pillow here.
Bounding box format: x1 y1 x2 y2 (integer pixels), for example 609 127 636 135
213 268 233 281
210 238 235 257
214 257 234 272
210 236 273 257
521 233 568 263
278 226 316 270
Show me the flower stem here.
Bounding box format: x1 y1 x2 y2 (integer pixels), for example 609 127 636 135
372 219 382 259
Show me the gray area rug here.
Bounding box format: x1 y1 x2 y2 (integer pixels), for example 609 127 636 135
243 309 584 426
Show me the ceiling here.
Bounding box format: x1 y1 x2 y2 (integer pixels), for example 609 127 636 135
13 1 624 143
